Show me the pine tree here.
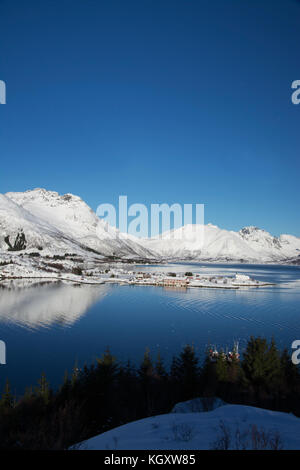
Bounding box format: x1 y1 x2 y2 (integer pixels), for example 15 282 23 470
96 348 118 382
138 348 155 415
242 337 268 386
200 350 218 395
155 351 167 380
171 345 200 400
119 360 136 380
170 355 179 380
97 348 116 367
36 372 50 404
24 385 34 400
242 337 282 395
1 379 13 409
94 348 119 403
59 370 72 400
215 349 229 383
71 360 80 387
265 337 282 389
139 348 154 380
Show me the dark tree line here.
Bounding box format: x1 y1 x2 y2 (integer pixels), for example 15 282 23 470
0 337 299 449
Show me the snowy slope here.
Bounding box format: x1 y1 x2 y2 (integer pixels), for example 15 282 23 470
279 233 300 257
239 226 283 260
0 193 83 254
4 189 156 259
81 404 300 450
143 224 259 261
142 223 300 262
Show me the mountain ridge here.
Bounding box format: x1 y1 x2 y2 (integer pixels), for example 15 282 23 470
1 189 300 263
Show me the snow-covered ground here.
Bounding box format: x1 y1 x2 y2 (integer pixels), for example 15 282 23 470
80 402 300 450
0 251 274 290
0 251 106 283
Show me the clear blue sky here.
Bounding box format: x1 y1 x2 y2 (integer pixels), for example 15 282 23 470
0 0 299 236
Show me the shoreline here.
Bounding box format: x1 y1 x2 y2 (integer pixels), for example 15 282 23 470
0 273 276 290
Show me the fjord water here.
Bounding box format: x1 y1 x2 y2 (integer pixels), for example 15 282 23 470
0 263 300 394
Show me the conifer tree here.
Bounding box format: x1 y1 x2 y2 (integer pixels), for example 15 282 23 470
1 379 13 409
139 348 154 380
199 350 218 395
215 349 229 383
281 347 300 392
170 355 179 380
71 361 80 387
96 348 118 384
59 370 72 401
24 385 34 400
117 360 136 394
118 360 136 383
242 336 268 386
94 349 119 416
171 345 200 400
242 337 282 394
125 359 136 377
36 372 51 404
138 348 156 414
265 337 282 389
155 351 167 380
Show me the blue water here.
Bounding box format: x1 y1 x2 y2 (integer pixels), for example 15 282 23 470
0 263 300 394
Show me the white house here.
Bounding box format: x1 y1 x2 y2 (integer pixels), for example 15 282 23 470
235 273 250 282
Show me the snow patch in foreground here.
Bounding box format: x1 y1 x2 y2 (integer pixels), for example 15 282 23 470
80 404 300 450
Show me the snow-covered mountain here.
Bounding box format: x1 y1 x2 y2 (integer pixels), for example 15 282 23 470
142 223 300 262
1 189 300 263
3 189 155 259
0 193 82 254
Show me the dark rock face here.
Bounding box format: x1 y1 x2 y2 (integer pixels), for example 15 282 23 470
4 230 27 251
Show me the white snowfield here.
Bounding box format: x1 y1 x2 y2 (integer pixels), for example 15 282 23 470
81 403 300 450
0 188 300 263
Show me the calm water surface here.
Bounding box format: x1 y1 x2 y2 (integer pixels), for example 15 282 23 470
0 263 300 394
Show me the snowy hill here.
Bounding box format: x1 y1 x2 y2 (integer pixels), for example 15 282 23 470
142 223 300 262
80 403 300 450
1 189 299 263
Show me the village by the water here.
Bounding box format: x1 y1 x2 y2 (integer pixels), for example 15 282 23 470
0 255 275 290
118 270 273 289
